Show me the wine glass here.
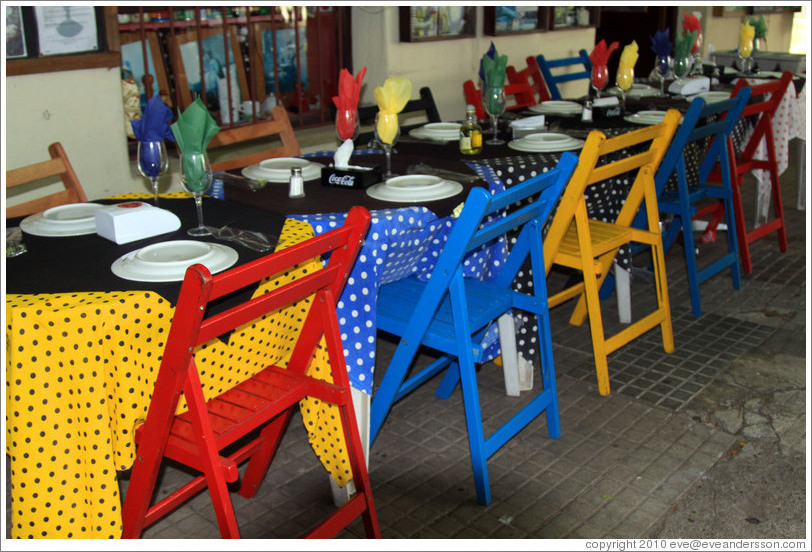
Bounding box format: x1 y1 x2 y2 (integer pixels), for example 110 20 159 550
481 86 506 145
616 66 634 113
335 108 360 142
179 152 214 236
591 64 609 98
137 140 169 205
673 55 693 85
374 112 400 179
737 35 754 75
652 56 672 96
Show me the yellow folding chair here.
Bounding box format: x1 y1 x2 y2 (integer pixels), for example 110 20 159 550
543 109 681 395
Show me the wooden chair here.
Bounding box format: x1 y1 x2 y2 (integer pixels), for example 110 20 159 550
369 153 578 505
702 71 793 274
356 86 441 145
543 110 681 396
507 56 552 104
208 105 301 173
463 79 537 120
6 142 88 218
535 49 592 101
643 90 751 317
120 206 380 539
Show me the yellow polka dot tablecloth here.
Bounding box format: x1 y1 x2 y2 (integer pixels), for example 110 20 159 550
5 217 353 538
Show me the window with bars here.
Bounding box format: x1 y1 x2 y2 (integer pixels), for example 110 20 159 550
117 6 351 137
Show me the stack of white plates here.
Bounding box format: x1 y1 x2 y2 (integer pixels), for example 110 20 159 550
111 240 239 282
624 110 668 125
241 157 324 183
690 91 730 104
366 174 463 203
507 132 584 153
529 100 583 116
409 122 462 141
20 203 103 237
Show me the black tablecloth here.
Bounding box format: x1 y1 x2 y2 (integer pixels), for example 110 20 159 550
6 198 286 306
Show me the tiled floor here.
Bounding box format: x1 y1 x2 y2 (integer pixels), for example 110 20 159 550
5 139 807 541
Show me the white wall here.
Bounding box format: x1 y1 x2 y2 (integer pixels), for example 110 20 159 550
5 67 139 203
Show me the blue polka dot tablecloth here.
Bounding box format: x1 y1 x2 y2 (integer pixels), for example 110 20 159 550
290 155 511 394
291 198 508 394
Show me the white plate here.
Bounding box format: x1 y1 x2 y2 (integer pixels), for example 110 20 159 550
365 174 463 203
20 203 103 237
528 101 583 115
507 133 584 153
409 122 461 141
624 110 668 125
607 84 659 98
241 158 323 183
693 91 730 104
111 240 239 282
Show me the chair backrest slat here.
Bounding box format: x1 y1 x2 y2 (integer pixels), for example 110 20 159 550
6 142 88 219
209 105 301 173
535 49 592 100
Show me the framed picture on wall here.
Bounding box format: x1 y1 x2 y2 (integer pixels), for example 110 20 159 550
168 26 249 116
6 6 28 59
712 6 751 17
484 6 548 35
399 6 476 42
120 31 171 109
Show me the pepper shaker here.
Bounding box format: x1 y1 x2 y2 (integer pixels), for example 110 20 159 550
288 167 305 198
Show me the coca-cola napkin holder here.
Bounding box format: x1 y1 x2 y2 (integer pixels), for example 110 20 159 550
321 164 382 190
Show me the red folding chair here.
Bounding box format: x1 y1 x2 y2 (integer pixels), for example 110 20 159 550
702 71 793 274
507 56 552 104
121 206 380 539
463 79 537 120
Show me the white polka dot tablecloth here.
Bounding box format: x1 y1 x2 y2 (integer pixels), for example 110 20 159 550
292 200 509 394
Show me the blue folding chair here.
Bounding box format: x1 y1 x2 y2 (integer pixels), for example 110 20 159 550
633 89 751 317
369 153 578 505
535 49 592 100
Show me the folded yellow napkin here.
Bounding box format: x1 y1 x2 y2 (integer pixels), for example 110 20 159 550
739 21 755 58
616 41 639 91
373 78 412 145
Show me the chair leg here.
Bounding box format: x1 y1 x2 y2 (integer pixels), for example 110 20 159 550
238 410 293 498
650 238 675 354
679 212 703 318
730 174 753 274
457 356 491 505
580 266 611 395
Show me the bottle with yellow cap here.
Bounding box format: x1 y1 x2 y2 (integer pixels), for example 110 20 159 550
459 104 483 155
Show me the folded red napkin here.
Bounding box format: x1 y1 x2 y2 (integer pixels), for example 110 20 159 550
589 39 619 67
332 66 367 140
683 13 702 54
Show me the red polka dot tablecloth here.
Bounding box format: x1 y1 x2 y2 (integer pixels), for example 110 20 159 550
5 217 354 538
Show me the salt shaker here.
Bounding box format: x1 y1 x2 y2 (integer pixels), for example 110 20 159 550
288 167 305 198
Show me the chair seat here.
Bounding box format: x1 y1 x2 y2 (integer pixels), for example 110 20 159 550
134 365 310 477
377 277 513 360
554 220 636 273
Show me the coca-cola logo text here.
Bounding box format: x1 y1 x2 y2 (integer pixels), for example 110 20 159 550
328 174 356 187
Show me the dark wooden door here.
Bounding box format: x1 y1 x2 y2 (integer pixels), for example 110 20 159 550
595 6 679 83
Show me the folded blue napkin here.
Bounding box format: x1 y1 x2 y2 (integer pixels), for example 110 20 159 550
131 96 175 143
650 28 673 59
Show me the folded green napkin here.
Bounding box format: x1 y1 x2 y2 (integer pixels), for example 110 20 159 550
171 97 220 157
482 50 508 89
171 97 220 185
674 30 698 61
